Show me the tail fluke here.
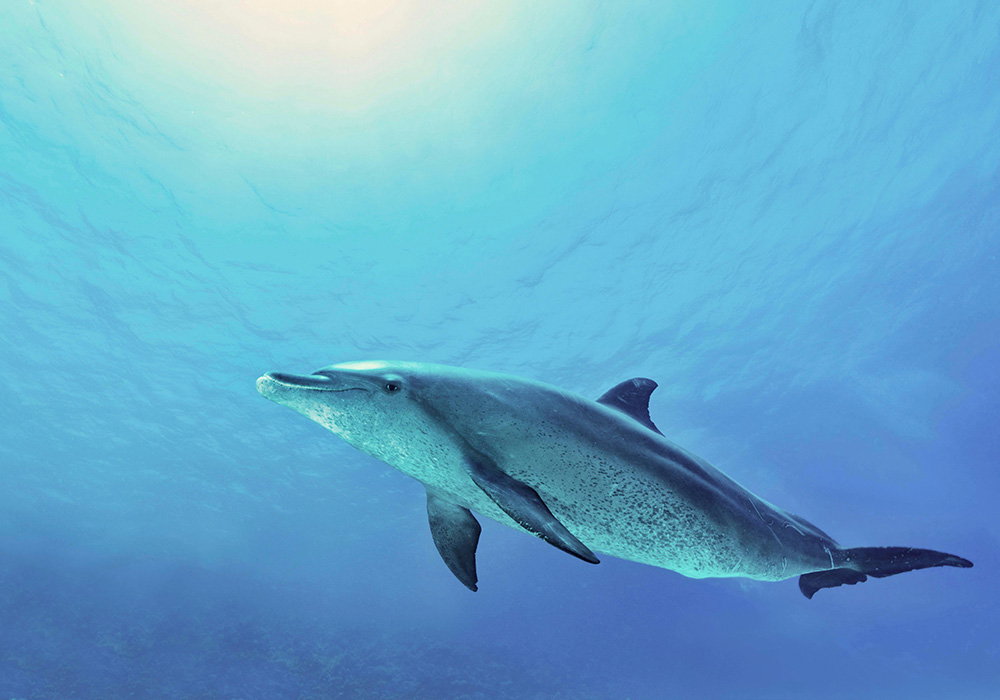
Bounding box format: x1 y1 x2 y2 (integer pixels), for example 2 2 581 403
799 546 973 599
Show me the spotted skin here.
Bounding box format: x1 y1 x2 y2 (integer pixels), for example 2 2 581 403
257 360 850 585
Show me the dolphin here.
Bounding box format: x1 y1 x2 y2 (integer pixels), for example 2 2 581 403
256 361 972 597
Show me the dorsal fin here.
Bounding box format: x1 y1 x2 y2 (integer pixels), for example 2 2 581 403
597 378 663 435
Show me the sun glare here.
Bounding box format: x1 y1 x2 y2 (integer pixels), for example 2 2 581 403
108 0 509 107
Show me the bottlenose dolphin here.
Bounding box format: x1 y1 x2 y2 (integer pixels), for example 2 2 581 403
256 361 972 597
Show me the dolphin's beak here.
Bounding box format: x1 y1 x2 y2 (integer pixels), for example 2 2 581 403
256 371 369 400
262 372 342 389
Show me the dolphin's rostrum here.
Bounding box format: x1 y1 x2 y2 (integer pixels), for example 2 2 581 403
257 361 972 597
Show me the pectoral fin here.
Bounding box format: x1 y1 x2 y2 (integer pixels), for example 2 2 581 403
426 491 482 592
465 456 599 564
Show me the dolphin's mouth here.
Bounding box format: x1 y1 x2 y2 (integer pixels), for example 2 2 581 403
260 372 370 393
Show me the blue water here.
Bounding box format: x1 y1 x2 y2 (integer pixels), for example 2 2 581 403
2 1 998 698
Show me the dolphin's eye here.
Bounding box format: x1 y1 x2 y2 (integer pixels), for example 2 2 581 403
384 382 401 393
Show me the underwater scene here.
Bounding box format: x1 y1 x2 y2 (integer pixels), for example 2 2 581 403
1 1 998 698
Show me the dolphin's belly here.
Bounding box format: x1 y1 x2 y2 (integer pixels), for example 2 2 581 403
492 437 832 582
558 483 797 581
381 416 832 582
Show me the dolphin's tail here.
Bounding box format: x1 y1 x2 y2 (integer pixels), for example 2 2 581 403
798 546 973 599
